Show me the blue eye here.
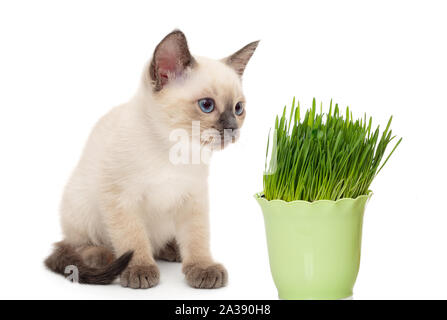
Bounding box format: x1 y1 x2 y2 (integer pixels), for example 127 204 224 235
198 98 215 113
235 102 244 116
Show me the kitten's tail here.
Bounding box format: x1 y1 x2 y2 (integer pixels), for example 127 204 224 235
44 241 133 285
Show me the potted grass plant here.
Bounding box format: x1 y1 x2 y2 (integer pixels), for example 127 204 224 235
255 98 401 300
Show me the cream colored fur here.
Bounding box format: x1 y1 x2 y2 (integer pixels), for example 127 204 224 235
58 31 257 288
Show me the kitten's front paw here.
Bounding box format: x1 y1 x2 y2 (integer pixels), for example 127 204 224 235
120 264 160 289
183 263 228 289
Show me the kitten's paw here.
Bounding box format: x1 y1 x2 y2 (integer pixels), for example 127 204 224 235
120 264 160 289
183 263 228 289
156 240 181 262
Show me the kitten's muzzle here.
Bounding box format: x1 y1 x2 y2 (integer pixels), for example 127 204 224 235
217 109 239 131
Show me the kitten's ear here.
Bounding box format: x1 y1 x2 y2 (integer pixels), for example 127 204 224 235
149 30 195 91
223 40 260 77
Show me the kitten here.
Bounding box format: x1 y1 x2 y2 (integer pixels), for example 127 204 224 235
45 30 258 289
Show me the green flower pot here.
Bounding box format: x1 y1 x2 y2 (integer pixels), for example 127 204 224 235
255 193 371 300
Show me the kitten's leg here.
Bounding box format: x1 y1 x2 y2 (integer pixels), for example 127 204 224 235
155 239 182 262
175 196 228 289
101 198 159 289
77 245 115 268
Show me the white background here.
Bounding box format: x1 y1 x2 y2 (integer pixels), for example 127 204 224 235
0 0 446 300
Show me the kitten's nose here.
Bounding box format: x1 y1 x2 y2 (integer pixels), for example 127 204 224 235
218 109 238 131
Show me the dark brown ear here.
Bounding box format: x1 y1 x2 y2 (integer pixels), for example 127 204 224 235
223 40 259 77
149 30 195 91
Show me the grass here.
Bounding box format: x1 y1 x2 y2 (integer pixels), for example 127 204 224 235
263 98 402 202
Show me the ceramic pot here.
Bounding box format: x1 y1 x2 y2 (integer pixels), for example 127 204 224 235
255 193 371 300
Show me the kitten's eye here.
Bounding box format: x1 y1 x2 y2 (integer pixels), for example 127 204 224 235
198 98 215 113
235 102 244 116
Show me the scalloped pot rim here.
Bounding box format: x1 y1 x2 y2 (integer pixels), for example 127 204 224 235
254 192 373 207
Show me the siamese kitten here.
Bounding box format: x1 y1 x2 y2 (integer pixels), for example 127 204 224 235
45 30 258 289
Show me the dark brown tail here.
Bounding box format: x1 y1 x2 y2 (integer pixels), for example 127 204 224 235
44 242 133 285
